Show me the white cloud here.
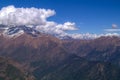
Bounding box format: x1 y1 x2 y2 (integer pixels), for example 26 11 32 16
0 5 120 39
100 24 120 39
0 5 55 26
0 5 78 37
112 24 118 29
68 33 98 39
104 29 120 32
35 21 77 35
103 33 119 36
104 24 120 32
68 33 120 39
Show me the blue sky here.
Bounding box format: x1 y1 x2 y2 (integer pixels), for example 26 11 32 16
0 0 120 34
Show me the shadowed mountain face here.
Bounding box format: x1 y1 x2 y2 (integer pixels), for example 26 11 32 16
0 33 120 80
0 57 35 80
63 36 120 66
41 56 120 80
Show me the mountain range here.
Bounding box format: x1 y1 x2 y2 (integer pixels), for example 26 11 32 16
0 26 120 80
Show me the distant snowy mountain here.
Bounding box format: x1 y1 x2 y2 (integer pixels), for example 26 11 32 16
0 25 120 39
0 25 41 37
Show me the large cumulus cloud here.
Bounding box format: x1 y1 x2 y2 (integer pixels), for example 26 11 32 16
0 5 119 39
0 5 55 26
0 5 78 37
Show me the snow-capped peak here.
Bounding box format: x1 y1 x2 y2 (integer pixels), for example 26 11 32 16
2 25 41 37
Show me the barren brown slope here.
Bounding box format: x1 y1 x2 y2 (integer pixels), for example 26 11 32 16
0 56 35 80
63 36 120 65
0 33 69 65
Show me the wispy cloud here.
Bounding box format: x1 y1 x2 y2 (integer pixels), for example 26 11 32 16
112 24 118 29
104 24 120 32
104 29 120 32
